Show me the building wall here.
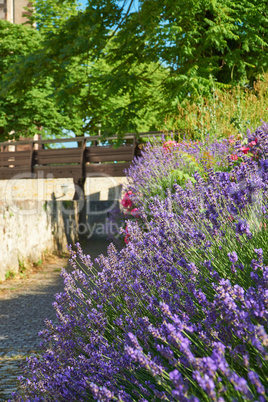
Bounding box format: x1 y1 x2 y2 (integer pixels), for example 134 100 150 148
0 0 30 24
0 0 6 20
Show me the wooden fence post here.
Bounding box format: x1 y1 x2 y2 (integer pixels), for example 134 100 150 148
29 141 34 175
73 138 87 201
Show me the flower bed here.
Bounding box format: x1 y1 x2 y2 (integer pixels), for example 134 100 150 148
14 123 268 401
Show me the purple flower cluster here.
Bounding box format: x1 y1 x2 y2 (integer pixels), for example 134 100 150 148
14 124 268 401
110 124 268 246
125 134 232 201
15 236 268 400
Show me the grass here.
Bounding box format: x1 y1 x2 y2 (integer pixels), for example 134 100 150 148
5 270 16 281
33 259 43 268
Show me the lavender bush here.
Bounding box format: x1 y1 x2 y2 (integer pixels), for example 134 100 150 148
14 123 268 401
126 135 233 201
126 124 268 203
109 134 234 246
115 122 268 245
15 234 268 400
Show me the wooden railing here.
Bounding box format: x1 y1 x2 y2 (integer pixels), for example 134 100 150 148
0 132 166 180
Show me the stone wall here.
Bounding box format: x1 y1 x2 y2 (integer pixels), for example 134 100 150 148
0 200 79 282
0 176 128 201
0 176 129 281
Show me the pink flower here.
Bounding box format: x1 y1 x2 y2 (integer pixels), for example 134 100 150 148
240 146 250 154
131 208 140 218
124 225 130 244
231 154 238 161
260 222 267 230
249 141 257 147
121 191 133 209
163 140 179 152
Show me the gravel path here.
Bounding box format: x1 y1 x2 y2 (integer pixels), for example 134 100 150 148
0 238 110 401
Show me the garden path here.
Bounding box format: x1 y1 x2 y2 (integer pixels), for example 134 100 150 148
0 238 110 401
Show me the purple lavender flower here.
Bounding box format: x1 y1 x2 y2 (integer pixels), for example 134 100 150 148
235 219 252 238
15 123 268 401
227 251 238 264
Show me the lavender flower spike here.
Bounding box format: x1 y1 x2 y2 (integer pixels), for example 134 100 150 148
227 251 238 264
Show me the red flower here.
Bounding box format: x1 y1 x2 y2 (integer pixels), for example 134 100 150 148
121 191 133 209
240 146 250 154
124 225 130 244
163 140 179 153
231 154 238 161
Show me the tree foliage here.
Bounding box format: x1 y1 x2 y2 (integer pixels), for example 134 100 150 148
0 20 83 140
99 0 268 98
1 0 268 140
25 0 80 34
